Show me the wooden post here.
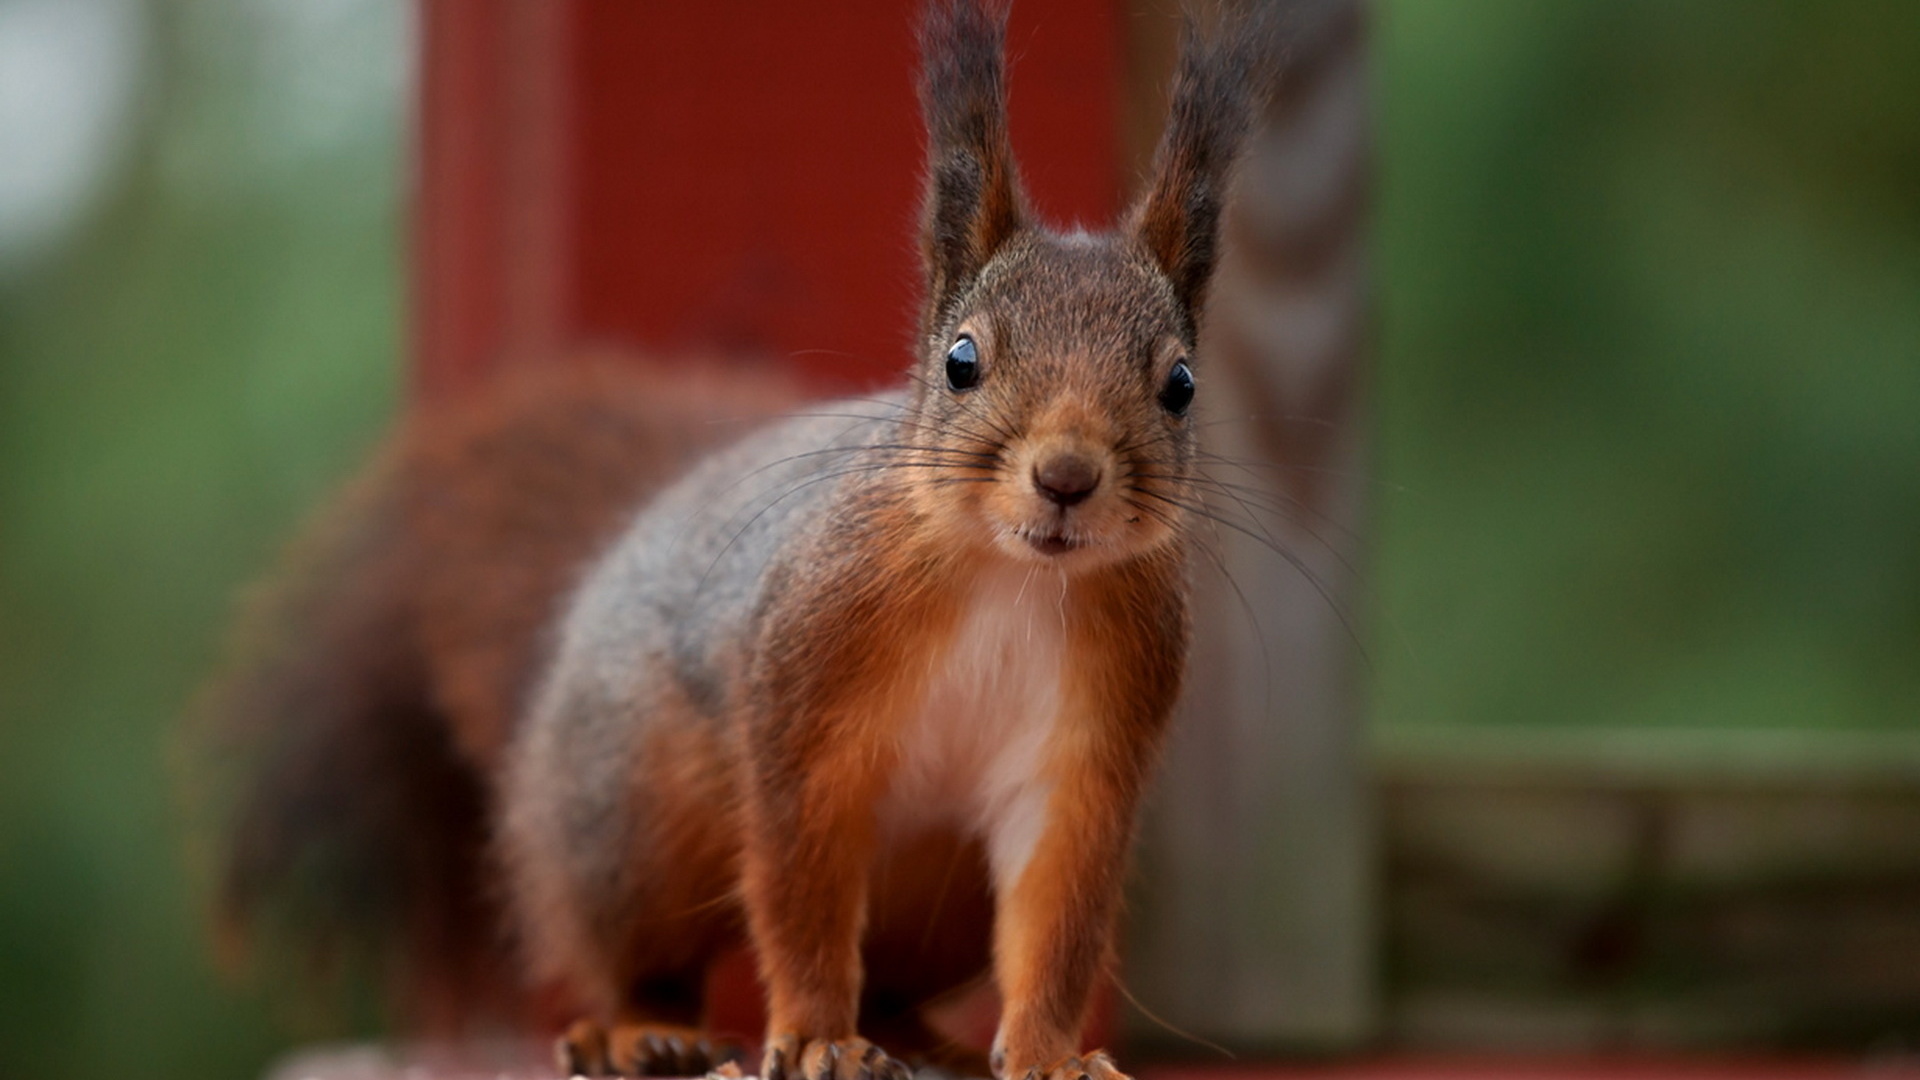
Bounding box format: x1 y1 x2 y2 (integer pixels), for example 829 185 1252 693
1125 0 1378 1053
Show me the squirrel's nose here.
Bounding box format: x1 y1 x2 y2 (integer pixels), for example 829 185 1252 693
1033 452 1101 507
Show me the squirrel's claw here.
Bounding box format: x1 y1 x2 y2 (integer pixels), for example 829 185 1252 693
764 1036 911 1080
1013 1045 1128 1076
1013 1051 1126 1080
558 1018 611 1076
560 1018 741 1077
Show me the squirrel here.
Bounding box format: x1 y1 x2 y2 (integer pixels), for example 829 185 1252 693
197 3 1267 1079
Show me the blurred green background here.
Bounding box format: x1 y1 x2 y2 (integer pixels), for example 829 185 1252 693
1372 1 1920 740
0 1 1914 1078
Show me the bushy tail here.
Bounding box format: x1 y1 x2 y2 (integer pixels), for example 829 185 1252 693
186 453 517 1033
185 361 808 1034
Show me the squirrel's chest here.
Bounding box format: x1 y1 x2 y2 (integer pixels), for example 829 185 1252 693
879 565 1070 890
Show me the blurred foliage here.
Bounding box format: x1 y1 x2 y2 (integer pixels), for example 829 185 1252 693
0 2 1915 1079
0 1 401 1077
1371 0 1920 735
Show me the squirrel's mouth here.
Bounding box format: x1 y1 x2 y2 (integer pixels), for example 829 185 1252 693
1023 529 1082 556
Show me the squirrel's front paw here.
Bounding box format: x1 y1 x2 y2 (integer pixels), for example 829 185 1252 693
1009 1050 1129 1080
763 1034 913 1080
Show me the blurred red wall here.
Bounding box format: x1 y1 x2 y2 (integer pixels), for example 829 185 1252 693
414 0 1122 399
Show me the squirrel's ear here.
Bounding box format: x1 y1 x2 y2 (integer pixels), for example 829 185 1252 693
1126 15 1264 321
919 0 1024 325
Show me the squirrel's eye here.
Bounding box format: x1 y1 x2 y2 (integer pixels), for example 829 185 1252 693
1160 360 1195 416
945 335 979 391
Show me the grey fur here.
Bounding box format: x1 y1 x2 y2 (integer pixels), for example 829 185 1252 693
498 397 906 1003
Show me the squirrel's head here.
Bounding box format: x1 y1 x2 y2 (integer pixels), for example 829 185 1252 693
903 0 1262 573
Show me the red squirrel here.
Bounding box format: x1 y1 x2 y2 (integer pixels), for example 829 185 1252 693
200 3 1265 1078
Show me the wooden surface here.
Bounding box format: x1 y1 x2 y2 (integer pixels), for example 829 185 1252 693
261 1046 1920 1080
1379 729 1920 1050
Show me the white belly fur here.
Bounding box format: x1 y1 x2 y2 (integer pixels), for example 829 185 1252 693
882 562 1069 897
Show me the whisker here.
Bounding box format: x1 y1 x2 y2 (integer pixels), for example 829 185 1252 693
1193 411 1352 435
1196 448 1406 493
695 458 975 595
1129 467 1366 579
1129 460 1363 545
776 409 1004 457
1131 494 1276 722
1128 487 1372 668
1197 482 1368 588
900 369 1020 445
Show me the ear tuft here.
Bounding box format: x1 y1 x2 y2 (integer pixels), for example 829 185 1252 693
1126 9 1277 326
919 0 1025 334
